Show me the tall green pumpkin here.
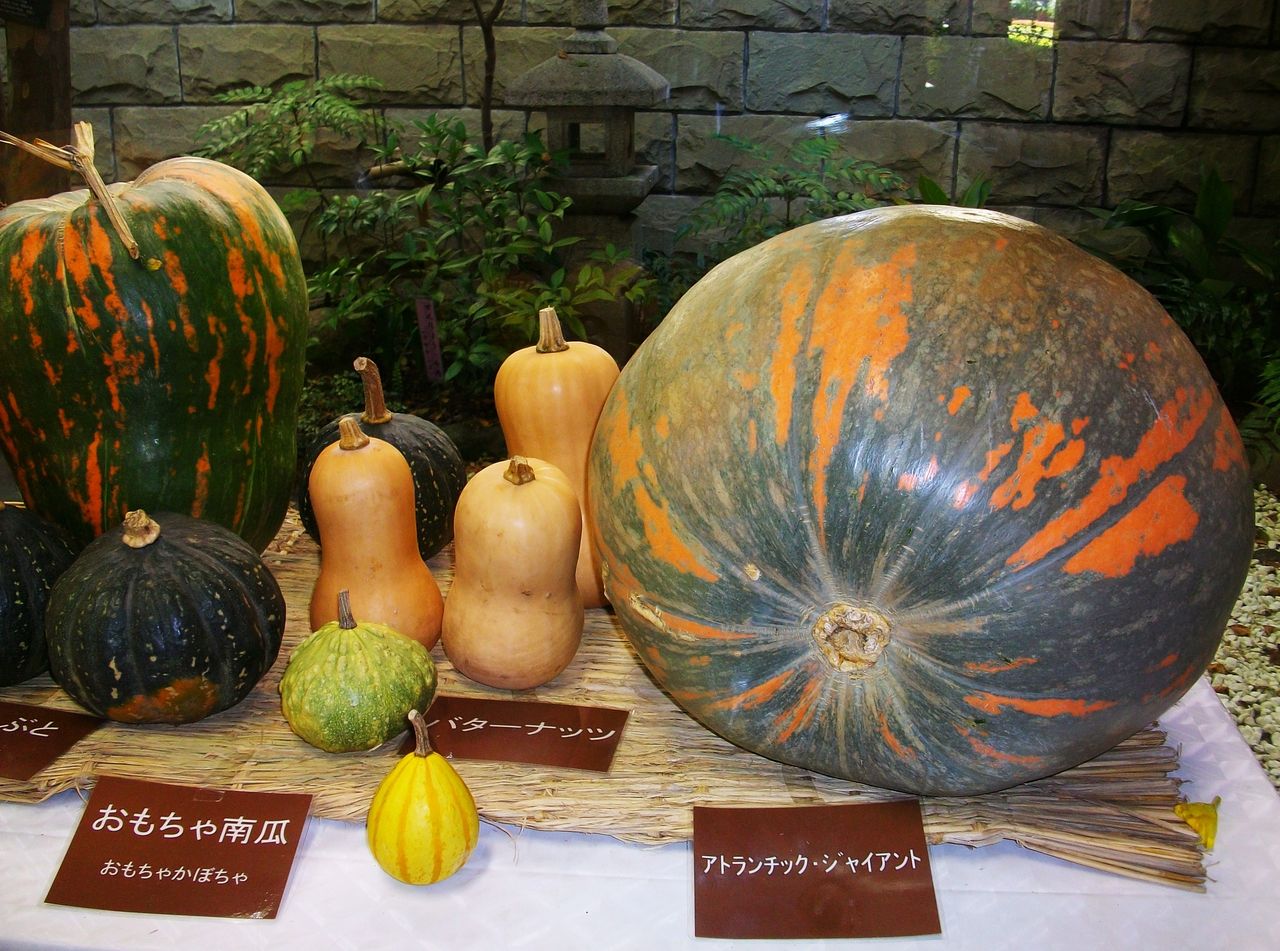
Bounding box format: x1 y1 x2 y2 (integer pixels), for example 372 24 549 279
0 138 307 551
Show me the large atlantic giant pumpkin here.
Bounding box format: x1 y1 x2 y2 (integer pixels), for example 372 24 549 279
588 205 1253 797
0 128 307 551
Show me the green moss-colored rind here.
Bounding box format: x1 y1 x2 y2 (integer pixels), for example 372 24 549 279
45 511 286 722
279 618 438 753
0 157 308 551
0 503 78 686
298 412 466 560
589 205 1254 797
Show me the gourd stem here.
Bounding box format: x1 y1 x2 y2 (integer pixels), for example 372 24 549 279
121 510 162 549
407 709 434 758
504 456 536 485
337 590 358 629
0 122 141 260
354 356 394 425
535 306 571 354
338 416 371 450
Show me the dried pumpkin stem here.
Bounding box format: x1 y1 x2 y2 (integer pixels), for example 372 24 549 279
535 306 571 354
337 590 357 629
121 509 162 548
407 709 435 758
353 356 394 425
504 456 536 485
0 122 141 259
337 416 371 450
811 602 891 673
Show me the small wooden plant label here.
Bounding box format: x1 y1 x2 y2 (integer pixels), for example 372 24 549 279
692 800 941 940
410 695 629 772
0 699 103 782
46 775 312 919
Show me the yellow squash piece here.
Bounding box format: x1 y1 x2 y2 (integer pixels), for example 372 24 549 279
1174 795 1221 850
366 709 480 885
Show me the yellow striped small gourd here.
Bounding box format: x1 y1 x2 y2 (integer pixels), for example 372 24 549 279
366 709 479 884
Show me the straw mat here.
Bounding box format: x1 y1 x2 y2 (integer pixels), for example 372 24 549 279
0 510 1207 890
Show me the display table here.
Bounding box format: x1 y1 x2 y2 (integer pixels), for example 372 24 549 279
0 677 1276 950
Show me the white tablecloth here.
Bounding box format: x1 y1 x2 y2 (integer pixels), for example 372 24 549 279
1 677 1277 950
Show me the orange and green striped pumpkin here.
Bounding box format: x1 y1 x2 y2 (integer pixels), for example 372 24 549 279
588 205 1253 796
0 157 308 551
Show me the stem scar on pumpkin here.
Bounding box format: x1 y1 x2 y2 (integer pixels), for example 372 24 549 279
811 602 891 672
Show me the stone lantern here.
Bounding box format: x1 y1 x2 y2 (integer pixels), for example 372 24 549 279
506 0 668 215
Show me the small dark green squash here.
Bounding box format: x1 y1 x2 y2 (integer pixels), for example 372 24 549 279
0 500 78 686
279 590 438 753
298 357 466 560
45 510 285 723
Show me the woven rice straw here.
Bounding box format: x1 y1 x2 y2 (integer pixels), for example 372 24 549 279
0 510 1207 890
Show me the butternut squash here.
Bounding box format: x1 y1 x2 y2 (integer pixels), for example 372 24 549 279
493 306 618 608
309 417 443 650
442 456 583 689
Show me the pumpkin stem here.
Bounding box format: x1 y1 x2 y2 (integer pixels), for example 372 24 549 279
535 306 571 354
811 603 891 673
504 456 536 485
407 709 434 758
353 356 394 425
337 590 358 629
337 416 371 450
0 122 141 260
121 509 162 549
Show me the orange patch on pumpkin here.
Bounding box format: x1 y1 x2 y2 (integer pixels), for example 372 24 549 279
963 656 1038 673
807 243 916 531
989 421 1085 511
768 263 814 446
1009 391 1038 430
1006 387 1213 571
1151 653 1180 671
80 430 104 536
773 670 822 743
964 692 1116 718
107 677 221 723
632 486 719 583
1062 474 1198 578
955 724 1043 766
11 230 47 316
878 710 916 760
947 384 971 415
710 668 794 712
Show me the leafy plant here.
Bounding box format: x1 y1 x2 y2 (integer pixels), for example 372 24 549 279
916 174 993 208
679 135 910 260
642 135 909 312
308 115 650 393
195 74 387 260
1081 169 1280 466
197 81 651 400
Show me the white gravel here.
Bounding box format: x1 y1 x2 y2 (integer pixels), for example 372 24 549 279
1209 487 1280 791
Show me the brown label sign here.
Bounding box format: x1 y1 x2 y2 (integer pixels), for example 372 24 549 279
693 800 941 939
412 695 629 772
46 775 312 919
0 699 104 782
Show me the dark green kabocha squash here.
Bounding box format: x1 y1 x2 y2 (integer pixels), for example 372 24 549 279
0 500 78 686
45 510 285 723
298 357 466 560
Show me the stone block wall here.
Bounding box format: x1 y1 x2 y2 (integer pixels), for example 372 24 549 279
8 0 1280 249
